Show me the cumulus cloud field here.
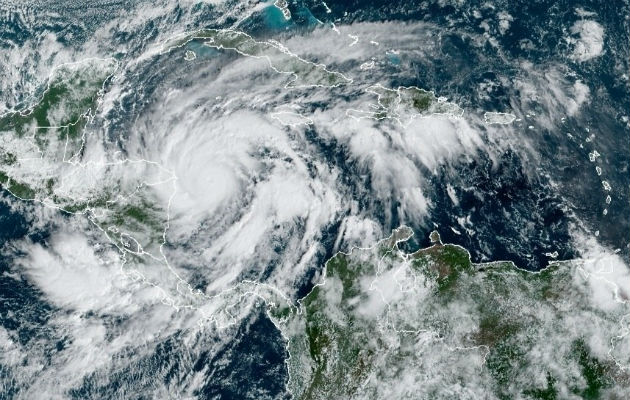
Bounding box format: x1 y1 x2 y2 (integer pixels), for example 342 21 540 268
0 0 627 397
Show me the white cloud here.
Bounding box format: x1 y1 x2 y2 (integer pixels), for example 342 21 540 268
14 230 155 314
497 11 513 35
570 20 605 62
3 8 625 397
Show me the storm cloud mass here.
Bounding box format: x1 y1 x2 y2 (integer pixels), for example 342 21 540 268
0 0 628 398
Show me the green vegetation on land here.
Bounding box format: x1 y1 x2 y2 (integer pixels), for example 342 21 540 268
270 228 629 399
0 62 114 139
162 29 351 88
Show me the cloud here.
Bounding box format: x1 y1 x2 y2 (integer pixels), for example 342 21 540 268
14 229 154 314
1 6 624 397
569 20 605 62
497 11 513 35
1 225 221 398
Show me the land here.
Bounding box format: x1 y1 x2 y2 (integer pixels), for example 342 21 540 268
269 227 630 399
484 111 517 125
160 29 352 88
347 84 463 125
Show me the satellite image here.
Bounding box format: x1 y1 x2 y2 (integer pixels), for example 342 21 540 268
0 0 629 399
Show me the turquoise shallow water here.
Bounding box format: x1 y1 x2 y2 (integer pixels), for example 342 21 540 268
264 4 291 30
0 0 628 398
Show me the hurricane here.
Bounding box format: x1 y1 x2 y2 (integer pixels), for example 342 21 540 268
1 0 629 398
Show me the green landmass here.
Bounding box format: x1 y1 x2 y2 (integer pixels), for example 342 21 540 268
271 227 630 399
162 29 351 88
0 58 117 201
361 84 464 124
0 58 167 255
0 59 116 140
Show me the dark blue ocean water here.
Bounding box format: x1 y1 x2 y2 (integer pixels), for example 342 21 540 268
290 0 630 270
1 0 628 398
0 196 62 398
